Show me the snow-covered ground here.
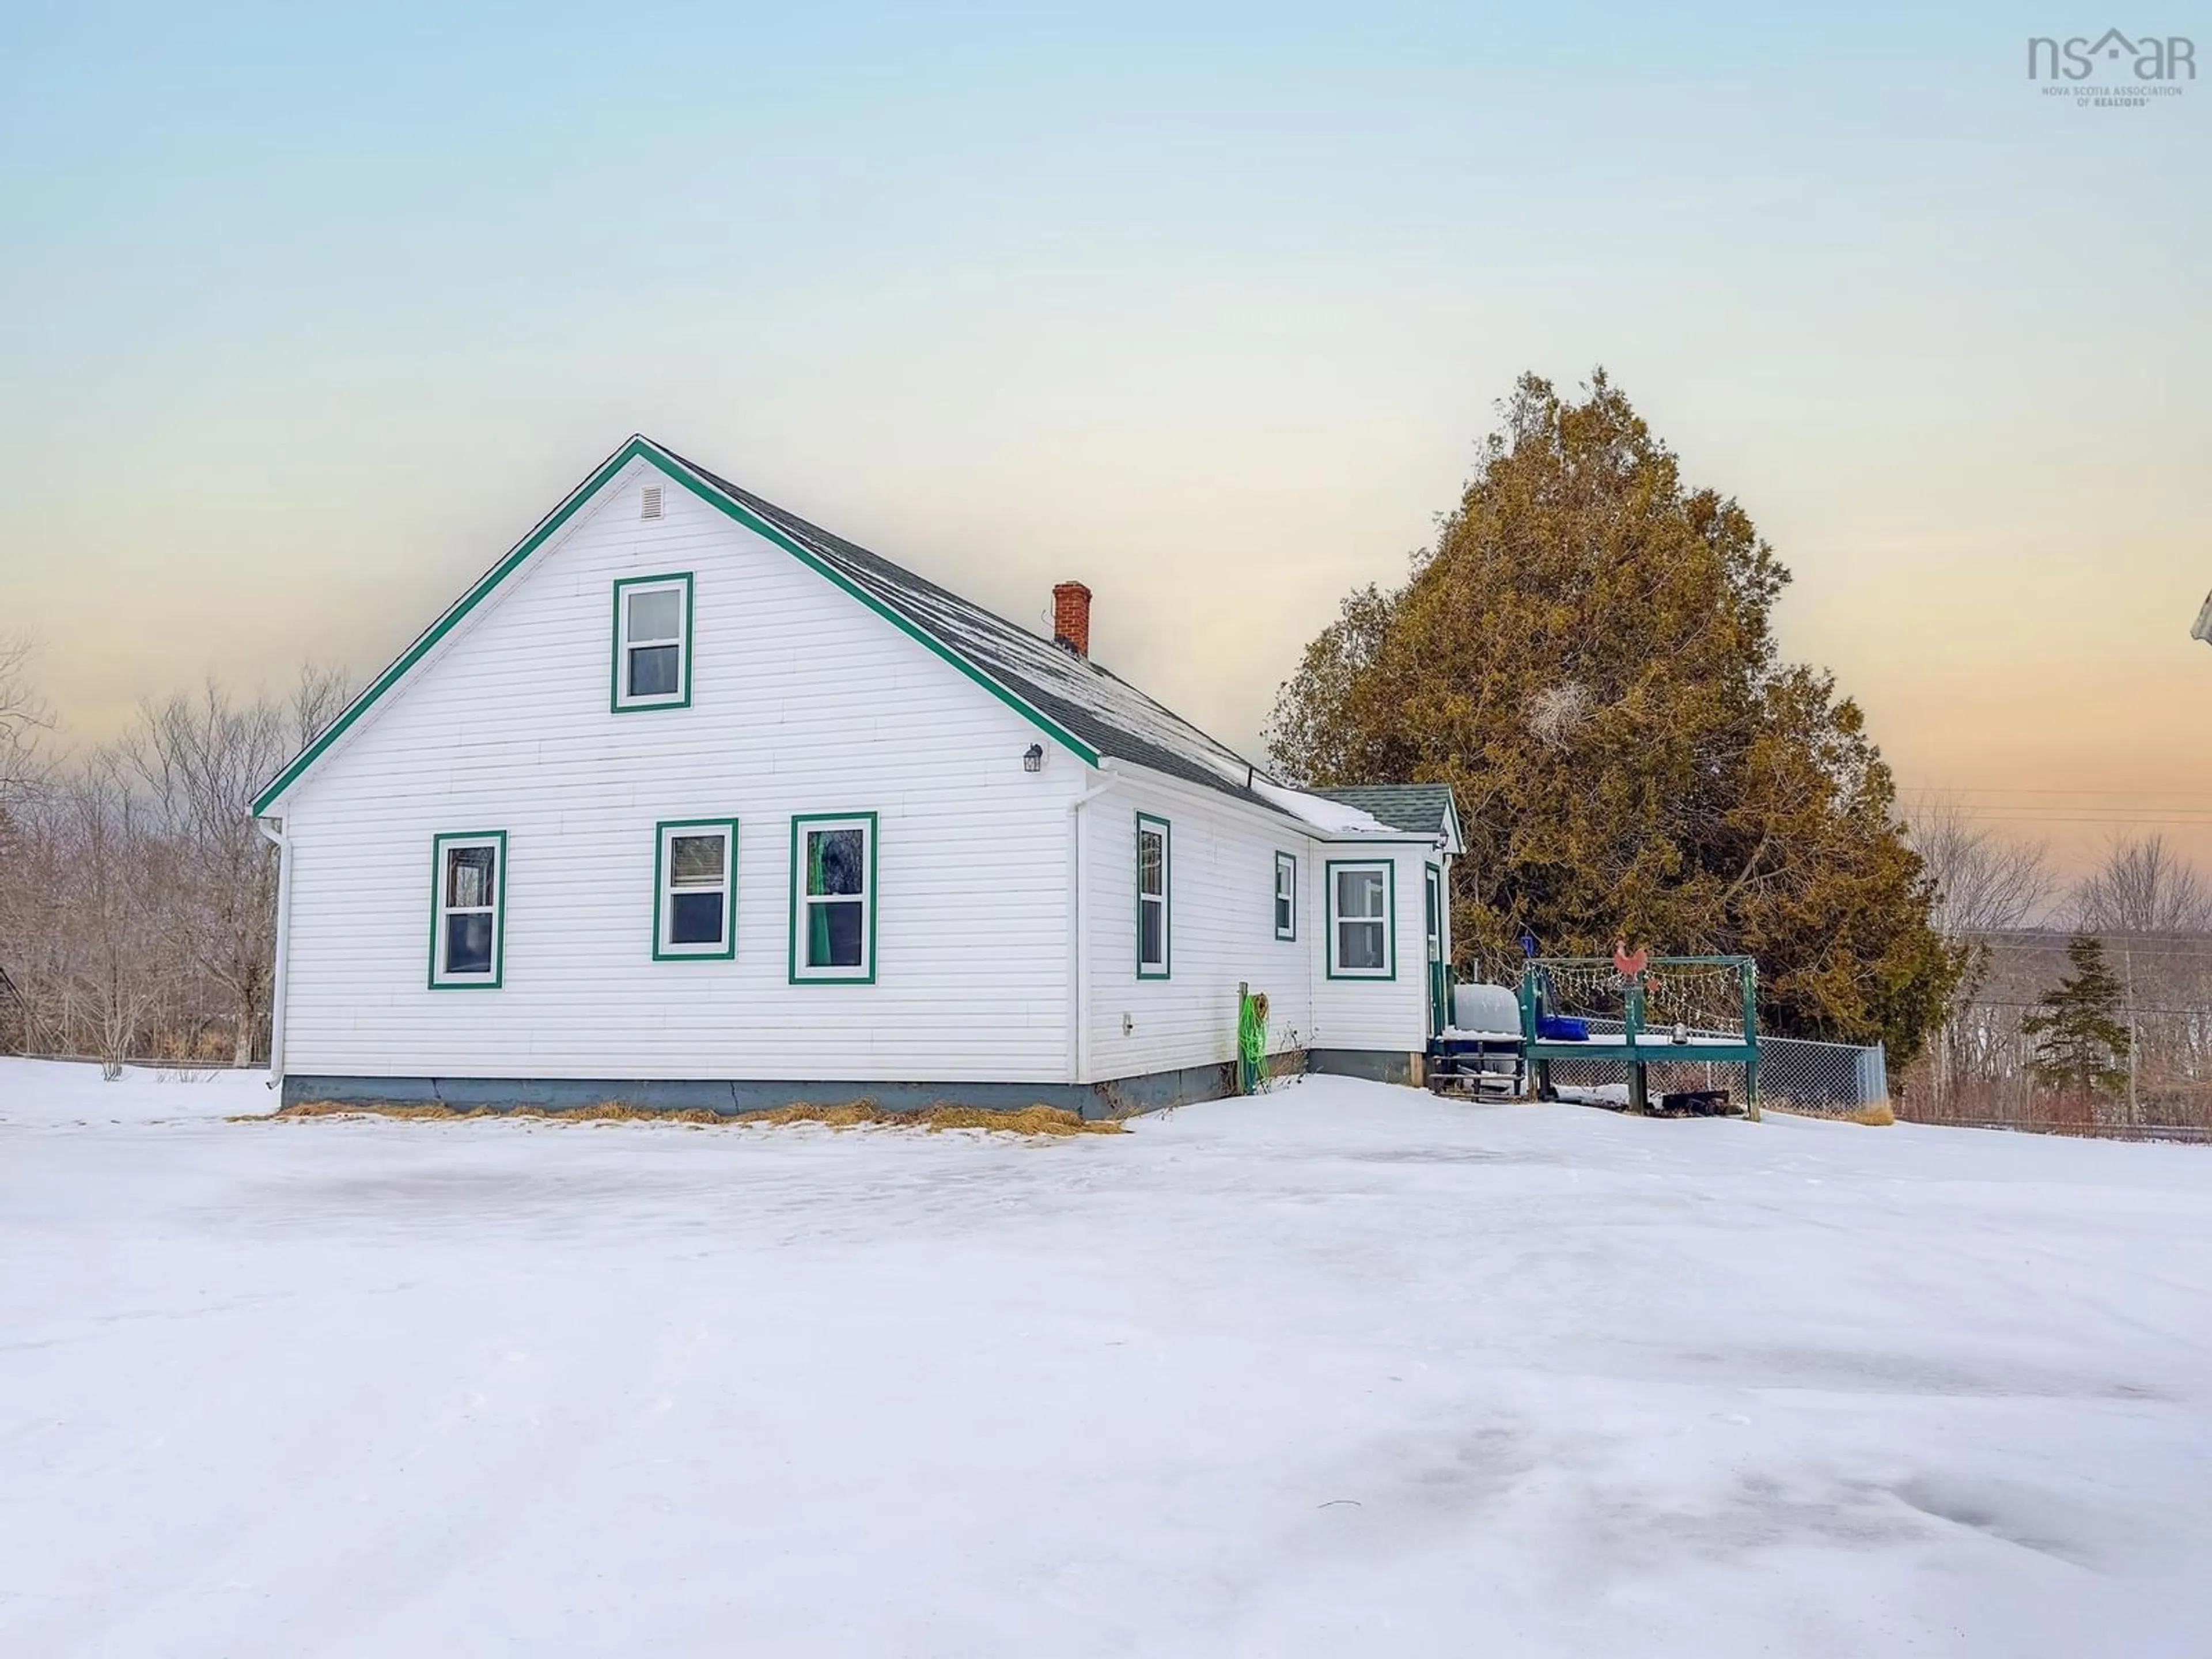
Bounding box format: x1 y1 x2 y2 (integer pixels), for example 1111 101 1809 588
4 1060 2211 1658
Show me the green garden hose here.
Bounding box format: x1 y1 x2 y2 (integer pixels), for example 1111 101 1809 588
1238 990 1270 1094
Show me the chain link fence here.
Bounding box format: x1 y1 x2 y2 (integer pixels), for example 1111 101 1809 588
1758 1036 1889 1118
1534 1029 1889 1119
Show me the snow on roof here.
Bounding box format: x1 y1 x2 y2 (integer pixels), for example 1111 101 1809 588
1249 779 1391 835
1312 785 1459 841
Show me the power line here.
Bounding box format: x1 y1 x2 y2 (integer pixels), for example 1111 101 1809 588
1914 816 2212 826
1902 786 2212 798
1899 804 2212 825
1902 800 2212 813
1960 947 2212 963
1899 787 2212 824
1963 999 2212 1016
1907 807 2212 815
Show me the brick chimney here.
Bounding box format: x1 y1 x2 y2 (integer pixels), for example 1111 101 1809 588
1052 581 1092 658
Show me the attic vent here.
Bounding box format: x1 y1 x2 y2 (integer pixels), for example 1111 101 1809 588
641 484 664 521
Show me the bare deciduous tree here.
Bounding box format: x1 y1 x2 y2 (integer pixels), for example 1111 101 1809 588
1897 824 2212 1138
123 683 291 1065
1908 801 2054 1110
1912 799 2054 938
0 633 55 813
0 639 60 1054
0 663 354 1068
289 664 354 753
55 758 165 1076
2072 835 2212 935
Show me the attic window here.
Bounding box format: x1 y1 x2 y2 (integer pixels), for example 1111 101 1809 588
641 484 664 520
611 573 694 712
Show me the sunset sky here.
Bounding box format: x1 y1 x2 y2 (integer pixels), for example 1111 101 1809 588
3 1 2206 880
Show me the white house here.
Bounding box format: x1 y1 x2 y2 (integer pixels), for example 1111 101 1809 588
252 437 1464 1115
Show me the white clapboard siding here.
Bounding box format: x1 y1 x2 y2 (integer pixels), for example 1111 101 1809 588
1309 844 1435 1054
1079 771 1314 1083
281 459 1084 1083
1080 767 1433 1082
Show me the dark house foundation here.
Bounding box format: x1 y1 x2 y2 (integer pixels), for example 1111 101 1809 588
279 1050 1420 1120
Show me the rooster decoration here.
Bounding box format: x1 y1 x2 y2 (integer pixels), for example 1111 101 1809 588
1612 938 1649 983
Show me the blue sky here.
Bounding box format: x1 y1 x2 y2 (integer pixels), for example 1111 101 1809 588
2 1 2206 869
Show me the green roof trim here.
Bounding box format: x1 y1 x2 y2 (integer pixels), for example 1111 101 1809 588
252 437 1101 815
649 450 1103 769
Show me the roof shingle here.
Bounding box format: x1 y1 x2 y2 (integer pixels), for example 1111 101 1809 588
661 444 1286 809
257 434 1440 834
1312 785 1460 839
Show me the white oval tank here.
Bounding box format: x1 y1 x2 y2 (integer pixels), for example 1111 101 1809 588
1450 983 1521 1037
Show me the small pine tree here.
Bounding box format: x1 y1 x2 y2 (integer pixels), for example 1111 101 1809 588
2021 934 2131 1099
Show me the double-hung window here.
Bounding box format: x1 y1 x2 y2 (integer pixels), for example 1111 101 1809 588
430 831 506 988
612 573 692 711
655 820 737 959
1327 859 1394 979
1136 814 1170 978
1274 851 1298 941
791 813 876 982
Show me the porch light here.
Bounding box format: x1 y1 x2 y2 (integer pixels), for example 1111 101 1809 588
1023 744 1044 772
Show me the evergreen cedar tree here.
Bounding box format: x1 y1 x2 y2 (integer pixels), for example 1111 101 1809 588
1266 370 1962 1064
2022 934 2133 1099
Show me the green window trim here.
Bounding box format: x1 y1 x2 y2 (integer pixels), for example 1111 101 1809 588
1324 857 1396 981
428 830 508 990
1135 812 1171 979
611 571 695 713
652 818 738 961
253 438 1099 815
788 812 879 984
1274 850 1298 941
1424 861 1449 1037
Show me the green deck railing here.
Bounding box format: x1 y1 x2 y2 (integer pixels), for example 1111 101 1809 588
1516 955 1762 1117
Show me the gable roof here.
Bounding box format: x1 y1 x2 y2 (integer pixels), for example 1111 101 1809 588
656 444 1285 807
1313 785 1463 849
253 435 1348 821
